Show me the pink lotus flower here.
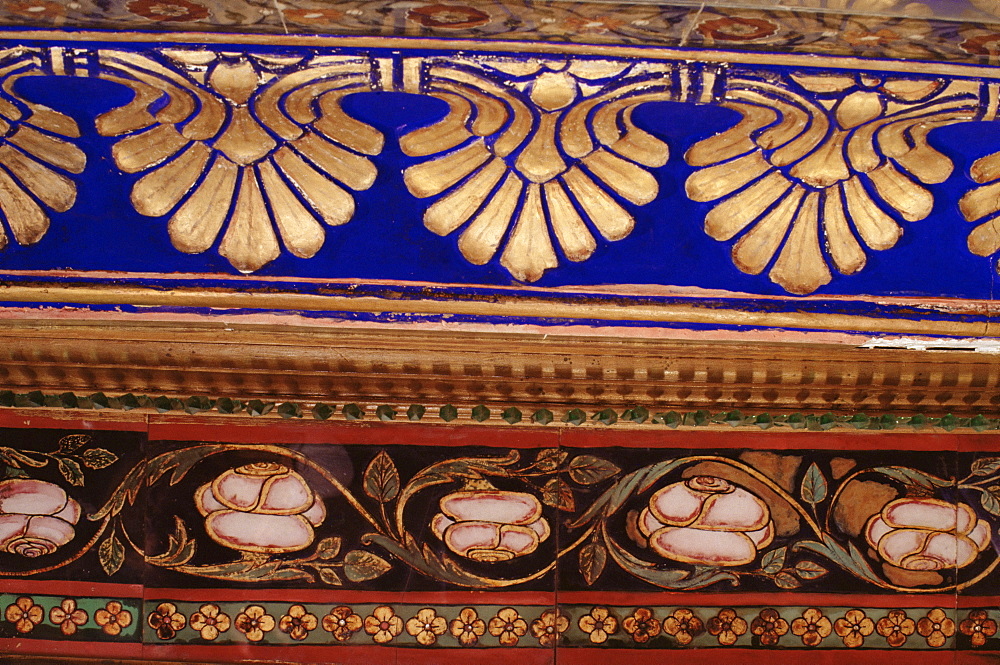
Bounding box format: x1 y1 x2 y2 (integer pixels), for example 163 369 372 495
0 479 80 558
638 476 774 566
196 462 325 554
431 490 550 562
865 497 991 570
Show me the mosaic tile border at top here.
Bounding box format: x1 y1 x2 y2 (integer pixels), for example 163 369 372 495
6 0 1000 66
3 594 998 650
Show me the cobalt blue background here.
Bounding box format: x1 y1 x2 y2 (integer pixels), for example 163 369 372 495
3 42 999 300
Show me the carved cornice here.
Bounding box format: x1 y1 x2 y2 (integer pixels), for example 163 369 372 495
0 319 996 419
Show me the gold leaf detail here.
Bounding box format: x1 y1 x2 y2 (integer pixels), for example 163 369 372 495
314 90 384 156
213 106 276 166
219 168 280 273
685 102 776 167
273 147 355 227
500 183 558 282
405 139 491 198
790 73 856 93
168 156 238 254
843 176 901 250
0 145 75 213
424 157 505 237
515 113 566 183
458 173 522 265
131 142 211 217
960 180 1000 223
968 215 1000 257
259 159 325 259
769 192 831 294
531 71 577 111
400 93 472 158
582 148 657 205
0 165 48 245
8 125 85 174
704 171 791 241
732 185 804 275
545 180 596 262
823 188 866 275
835 91 884 130
866 161 933 222
562 166 634 241
112 124 188 174
686 151 770 202
292 131 376 191
788 130 849 188
971 152 1000 185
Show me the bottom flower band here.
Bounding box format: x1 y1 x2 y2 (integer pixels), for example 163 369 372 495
4 594 997 650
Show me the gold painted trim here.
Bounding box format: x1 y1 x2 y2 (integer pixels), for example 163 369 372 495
1 30 999 80
0 283 991 338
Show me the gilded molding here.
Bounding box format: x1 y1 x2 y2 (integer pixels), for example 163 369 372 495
0 321 996 417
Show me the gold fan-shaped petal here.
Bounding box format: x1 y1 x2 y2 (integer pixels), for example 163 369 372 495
732 185 804 275
258 160 325 259
405 140 492 199
0 144 75 213
768 192 831 294
424 158 506 236
272 147 355 227
131 142 211 217
219 168 280 273
0 165 48 245
168 156 238 254
545 180 595 263
500 183 558 282
111 124 188 174
458 173 523 265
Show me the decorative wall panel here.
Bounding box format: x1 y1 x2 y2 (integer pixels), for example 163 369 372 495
0 414 998 662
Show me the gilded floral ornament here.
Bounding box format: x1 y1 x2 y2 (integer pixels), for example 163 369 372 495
401 57 676 282
0 47 83 252
96 49 382 272
687 72 980 294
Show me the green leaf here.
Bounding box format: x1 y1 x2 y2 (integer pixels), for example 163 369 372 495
980 488 1000 516
57 457 85 486
246 400 273 416
316 536 342 560
794 560 828 580
363 451 399 504
971 457 1000 477
800 462 827 505
628 407 649 424
470 405 490 422
754 414 773 430
872 466 951 491
568 458 685 529
542 477 574 512
81 448 118 470
759 547 786 575
534 449 568 472
439 404 458 422
58 434 91 454
216 397 242 414
793 535 882 584
568 455 621 485
532 409 553 425
277 402 303 419
653 411 681 428
773 571 801 589
343 550 392 582
312 403 335 420
502 407 522 424
99 532 125 576
604 535 738 590
563 408 586 426
3 465 27 478
579 541 607 586
317 566 343 586
593 409 617 426
407 404 425 421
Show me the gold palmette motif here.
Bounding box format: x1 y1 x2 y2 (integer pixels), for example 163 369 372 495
686 73 981 294
0 47 83 251
96 50 382 273
401 58 676 282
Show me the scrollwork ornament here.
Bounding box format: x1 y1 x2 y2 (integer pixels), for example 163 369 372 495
96 49 383 273
687 71 982 294
400 56 692 282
